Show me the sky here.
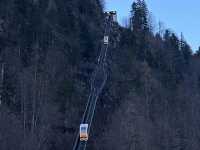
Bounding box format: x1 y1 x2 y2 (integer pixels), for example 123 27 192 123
105 0 200 51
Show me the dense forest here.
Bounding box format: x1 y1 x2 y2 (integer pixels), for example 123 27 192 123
0 0 200 150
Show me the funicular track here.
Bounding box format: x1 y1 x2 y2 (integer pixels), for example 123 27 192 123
72 12 115 150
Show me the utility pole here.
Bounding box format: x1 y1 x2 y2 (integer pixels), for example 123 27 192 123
0 56 5 106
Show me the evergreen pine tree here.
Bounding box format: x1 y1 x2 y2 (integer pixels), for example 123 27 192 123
180 33 192 64
195 47 200 56
130 0 150 61
163 30 185 86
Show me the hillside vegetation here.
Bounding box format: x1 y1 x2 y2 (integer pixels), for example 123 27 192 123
0 0 200 150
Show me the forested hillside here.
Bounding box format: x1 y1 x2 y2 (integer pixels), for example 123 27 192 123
0 0 200 150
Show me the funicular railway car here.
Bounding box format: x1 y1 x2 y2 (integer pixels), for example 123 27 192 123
104 36 109 44
80 124 88 141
